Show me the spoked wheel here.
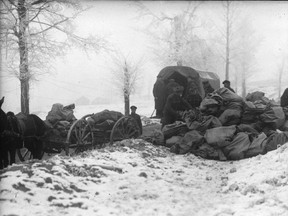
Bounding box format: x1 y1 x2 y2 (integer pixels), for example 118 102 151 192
66 114 94 156
110 116 141 144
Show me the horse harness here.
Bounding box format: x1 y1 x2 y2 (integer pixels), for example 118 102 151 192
0 115 22 139
0 114 40 141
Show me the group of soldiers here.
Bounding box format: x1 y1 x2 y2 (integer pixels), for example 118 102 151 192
153 77 210 128
152 76 266 129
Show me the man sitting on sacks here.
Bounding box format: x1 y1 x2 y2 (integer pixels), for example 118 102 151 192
162 86 192 129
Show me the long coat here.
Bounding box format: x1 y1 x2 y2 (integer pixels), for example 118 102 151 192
281 88 288 107
153 79 166 110
162 93 192 126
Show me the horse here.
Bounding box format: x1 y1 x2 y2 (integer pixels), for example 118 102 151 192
0 97 47 169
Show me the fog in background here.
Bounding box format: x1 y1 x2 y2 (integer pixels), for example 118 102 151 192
1 1 288 115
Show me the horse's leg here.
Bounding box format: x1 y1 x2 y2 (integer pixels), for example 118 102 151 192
0 148 4 169
3 146 9 168
8 140 16 165
32 138 43 160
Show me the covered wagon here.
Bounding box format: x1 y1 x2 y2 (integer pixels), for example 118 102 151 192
156 66 220 99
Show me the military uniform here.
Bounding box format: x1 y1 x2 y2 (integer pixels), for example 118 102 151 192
281 88 288 107
153 78 166 117
162 92 192 127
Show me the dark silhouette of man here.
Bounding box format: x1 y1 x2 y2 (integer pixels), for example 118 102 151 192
153 77 166 118
222 80 235 93
281 88 288 107
202 80 215 96
130 105 142 135
165 79 181 99
185 77 202 108
162 86 192 128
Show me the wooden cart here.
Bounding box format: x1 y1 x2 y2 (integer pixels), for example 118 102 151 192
17 114 141 161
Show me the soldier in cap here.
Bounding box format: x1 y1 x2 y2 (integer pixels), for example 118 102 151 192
222 80 235 93
281 88 288 107
130 105 142 135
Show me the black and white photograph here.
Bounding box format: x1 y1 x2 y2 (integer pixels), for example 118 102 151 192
0 0 288 215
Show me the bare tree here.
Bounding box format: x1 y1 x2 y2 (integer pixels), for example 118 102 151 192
134 1 215 70
234 16 261 97
109 52 144 116
210 1 241 80
277 57 285 100
0 0 107 114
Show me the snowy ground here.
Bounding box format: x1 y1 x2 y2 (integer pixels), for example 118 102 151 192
0 138 288 216
1 95 288 216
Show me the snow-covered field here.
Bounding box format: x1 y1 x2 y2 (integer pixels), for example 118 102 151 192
0 139 288 216
1 92 288 216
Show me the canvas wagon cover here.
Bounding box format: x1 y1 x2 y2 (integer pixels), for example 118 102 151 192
156 66 220 98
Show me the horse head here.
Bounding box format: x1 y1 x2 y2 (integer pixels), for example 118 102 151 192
0 97 7 133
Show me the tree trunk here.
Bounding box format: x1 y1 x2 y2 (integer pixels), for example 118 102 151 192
225 1 230 80
278 59 284 100
241 68 246 98
18 0 30 114
0 2 3 73
174 15 182 66
124 94 130 116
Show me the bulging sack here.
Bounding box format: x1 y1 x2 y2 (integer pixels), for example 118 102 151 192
204 125 237 145
214 88 243 103
222 132 251 160
259 106 285 129
178 130 204 154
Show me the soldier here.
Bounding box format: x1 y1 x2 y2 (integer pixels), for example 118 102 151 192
202 80 215 96
281 88 288 107
130 105 142 135
165 79 181 98
153 77 166 118
222 80 235 93
162 86 192 128
185 77 202 108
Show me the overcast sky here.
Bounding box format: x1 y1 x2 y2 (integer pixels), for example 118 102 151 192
1 1 288 113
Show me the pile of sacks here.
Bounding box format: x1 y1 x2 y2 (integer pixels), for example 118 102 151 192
87 110 123 131
159 88 288 161
44 103 77 138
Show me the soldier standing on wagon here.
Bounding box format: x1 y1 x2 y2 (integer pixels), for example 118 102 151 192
153 77 166 118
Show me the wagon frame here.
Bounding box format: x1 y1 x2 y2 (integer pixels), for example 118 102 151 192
17 114 141 161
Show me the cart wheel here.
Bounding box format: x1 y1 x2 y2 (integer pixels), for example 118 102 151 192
66 115 94 156
110 116 141 144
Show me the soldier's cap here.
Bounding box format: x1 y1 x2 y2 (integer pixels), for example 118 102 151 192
222 80 230 84
130 105 137 109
